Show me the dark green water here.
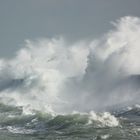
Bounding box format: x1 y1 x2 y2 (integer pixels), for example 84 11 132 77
0 103 140 140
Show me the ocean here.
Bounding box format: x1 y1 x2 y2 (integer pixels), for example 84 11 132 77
0 103 140 140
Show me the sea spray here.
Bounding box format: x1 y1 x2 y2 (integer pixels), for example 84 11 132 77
0 17 140 113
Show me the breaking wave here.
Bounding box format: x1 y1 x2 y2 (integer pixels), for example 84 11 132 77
0 16 140 114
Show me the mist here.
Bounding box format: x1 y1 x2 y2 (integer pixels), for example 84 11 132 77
0 16 140 113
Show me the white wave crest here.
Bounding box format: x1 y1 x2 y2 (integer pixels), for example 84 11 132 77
88 111 119 127
7 126 36 134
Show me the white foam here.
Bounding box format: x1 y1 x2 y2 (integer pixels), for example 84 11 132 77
7 126 36 134
100 134 110 139
89 111 119 127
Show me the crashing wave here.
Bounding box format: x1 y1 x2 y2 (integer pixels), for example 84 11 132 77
88 111 119 127
0 16 140 114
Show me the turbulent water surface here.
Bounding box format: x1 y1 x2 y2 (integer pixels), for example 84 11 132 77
0 103 140 140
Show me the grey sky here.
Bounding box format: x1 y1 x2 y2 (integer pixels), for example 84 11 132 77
0 0 140 58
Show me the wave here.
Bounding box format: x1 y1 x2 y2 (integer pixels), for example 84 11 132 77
1 103 140 139
0 103 119 136
0 16 140 114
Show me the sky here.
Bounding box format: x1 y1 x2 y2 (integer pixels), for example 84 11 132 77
0 0 140 58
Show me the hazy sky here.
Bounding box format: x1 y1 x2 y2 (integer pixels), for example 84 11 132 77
0 0 140 58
